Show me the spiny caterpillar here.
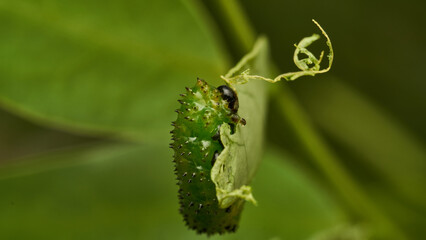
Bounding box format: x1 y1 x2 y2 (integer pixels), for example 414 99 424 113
170 78 246 235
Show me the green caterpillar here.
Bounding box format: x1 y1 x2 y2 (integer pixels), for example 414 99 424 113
170 78 246 235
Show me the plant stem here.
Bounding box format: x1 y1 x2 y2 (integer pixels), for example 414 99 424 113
208 0 256 57
211 0 407 239
270 86 407 239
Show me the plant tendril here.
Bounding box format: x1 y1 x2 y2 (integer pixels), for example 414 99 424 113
221 19 333 85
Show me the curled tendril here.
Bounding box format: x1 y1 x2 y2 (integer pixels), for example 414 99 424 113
221 19 333 86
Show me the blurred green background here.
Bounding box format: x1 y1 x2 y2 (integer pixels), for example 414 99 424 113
0 0 424 239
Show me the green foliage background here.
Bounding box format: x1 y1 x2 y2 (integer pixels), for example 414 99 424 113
0 0 425 239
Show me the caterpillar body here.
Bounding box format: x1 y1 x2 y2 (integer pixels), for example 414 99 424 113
170 78 246 235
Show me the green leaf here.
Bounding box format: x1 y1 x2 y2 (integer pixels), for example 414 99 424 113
0 0 228 142
0 109 95 162
308 224 367 240
0 144 343 240
241 148 345 240
211 37 269 207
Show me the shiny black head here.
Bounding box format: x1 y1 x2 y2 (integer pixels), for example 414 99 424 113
217 85 239 113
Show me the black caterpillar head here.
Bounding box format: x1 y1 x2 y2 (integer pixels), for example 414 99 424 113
217 85 239 114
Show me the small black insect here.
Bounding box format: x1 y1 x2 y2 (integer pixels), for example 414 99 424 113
217 85 239 113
